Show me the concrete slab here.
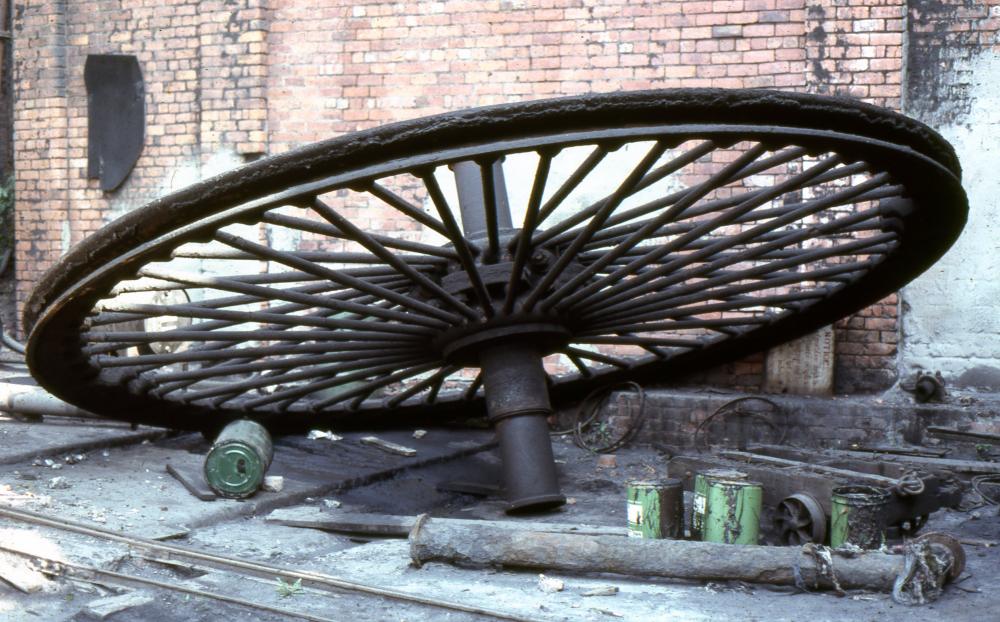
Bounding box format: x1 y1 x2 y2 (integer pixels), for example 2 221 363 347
0 426 495 539
0 418 164 466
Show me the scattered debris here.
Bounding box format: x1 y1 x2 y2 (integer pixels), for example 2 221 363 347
589 607 624 617
538 574 564 593
64 453 87 465
82 591 155 619
360 436 417 457
306 430 343 442
322 499 341 509
596 454 617 469
413 429 428 439
47 476 71 490
582 586 619 597
0 529 63 593
0 550 50 593
262 475 284 493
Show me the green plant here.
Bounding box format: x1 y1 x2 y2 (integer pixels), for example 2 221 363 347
0 175 12 254
275 577 303 598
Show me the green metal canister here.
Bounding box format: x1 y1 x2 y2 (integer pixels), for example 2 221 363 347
692 469 748 540
627 479 685 539
703 477 762 545
204 419 274 499
830 485 891 549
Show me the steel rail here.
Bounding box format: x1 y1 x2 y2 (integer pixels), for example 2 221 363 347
0 505 545 622
420 169 494 316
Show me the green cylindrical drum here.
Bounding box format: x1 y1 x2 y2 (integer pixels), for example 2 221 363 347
830 485 891 549
692 469 748 540
703 477 762 545
627 479 685 539
204 419 274 499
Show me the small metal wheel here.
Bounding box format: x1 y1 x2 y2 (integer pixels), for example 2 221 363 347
914 532 966 581
774 492 827 545
24 90 968 510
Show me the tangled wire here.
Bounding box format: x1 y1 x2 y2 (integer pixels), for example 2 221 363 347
552 382 647 454
971 474 1000 506
693 396 785 449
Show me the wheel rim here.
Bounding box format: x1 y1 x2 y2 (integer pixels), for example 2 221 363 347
25 89 967 432
775 492 827 545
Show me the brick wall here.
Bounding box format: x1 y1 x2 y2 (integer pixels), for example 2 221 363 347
13 0 268 334
14 0 920 393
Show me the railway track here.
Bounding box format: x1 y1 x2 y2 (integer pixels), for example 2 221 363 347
0 505 547 622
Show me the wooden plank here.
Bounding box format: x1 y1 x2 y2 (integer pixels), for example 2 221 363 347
926 426 1000 444
716 450 898 485
845 445 950 458
265 507 629 538
745 445 913 478
166 462 217 501
0 550 49 593
750 443 1000 478
360 436 417 457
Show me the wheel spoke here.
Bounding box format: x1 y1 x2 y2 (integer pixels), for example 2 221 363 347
261 211 458 260
310 197 479 320
420 169 494 316
563 346 631 369
386 365 461 408
544 143 785 311
522 140 671 311
213 229 461 324
136 267 447 330
571 171 892 315
535 144 610 226
366 181 451 237
503 152 552 314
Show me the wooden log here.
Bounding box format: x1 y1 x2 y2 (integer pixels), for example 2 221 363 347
409 516 962 596
750 444 1000 478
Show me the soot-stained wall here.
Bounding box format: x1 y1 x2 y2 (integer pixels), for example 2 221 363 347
902 0 1000 390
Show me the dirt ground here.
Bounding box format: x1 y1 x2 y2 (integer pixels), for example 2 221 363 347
0 411 998 622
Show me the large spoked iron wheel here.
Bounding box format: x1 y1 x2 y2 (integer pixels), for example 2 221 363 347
25 90 966 511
